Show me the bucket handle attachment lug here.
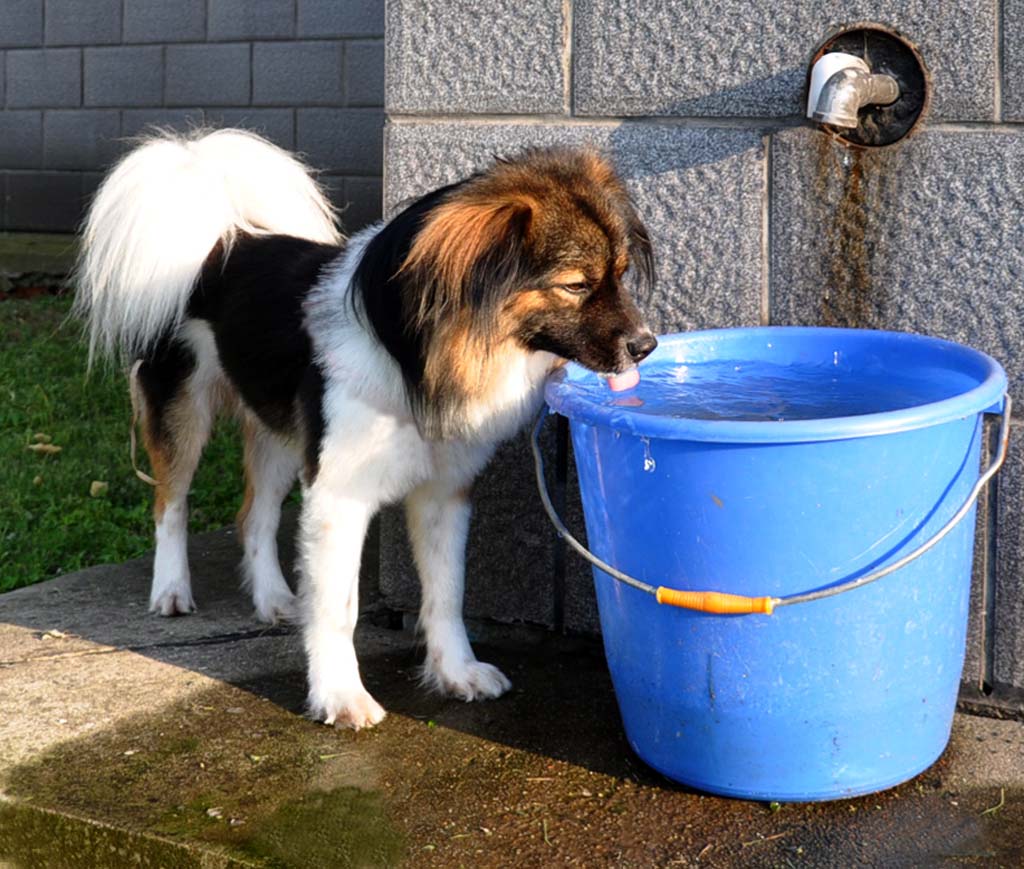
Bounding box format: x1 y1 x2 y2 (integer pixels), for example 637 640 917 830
531 393 1011 615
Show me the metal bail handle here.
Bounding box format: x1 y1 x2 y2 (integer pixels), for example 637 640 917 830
531 393 1011 614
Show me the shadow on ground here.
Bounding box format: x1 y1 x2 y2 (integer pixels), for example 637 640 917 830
2 517 1024 867
0 511 638 778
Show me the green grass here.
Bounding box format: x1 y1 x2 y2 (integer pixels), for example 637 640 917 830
0 296 246 592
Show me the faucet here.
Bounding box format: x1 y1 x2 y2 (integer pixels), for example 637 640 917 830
806 52 899 128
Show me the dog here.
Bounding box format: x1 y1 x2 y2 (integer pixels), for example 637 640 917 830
75 129 657 729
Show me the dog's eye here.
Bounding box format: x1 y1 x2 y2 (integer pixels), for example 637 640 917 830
558 282 590 296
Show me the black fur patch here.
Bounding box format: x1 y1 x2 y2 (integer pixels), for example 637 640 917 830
136 334 196 445
189 234 341 435
298 362 326 482
351 183 460 404
626 217 655 301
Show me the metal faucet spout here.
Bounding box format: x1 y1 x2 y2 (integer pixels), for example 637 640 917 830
807 52 899 129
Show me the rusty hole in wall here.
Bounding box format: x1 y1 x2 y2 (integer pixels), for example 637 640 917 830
809 24 930 148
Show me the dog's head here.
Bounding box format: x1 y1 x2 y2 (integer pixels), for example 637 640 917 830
354 148 657 438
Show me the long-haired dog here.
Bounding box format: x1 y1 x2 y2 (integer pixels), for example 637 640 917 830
75 129 657 729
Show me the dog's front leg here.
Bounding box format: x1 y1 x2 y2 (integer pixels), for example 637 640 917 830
299 486 384 729
406 485 512 701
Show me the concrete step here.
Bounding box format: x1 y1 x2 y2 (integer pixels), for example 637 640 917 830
1 523 1023 867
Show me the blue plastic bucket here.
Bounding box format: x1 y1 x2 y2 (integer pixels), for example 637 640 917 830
543 327 1007 801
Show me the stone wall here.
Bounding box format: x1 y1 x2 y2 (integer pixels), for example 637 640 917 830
383 0 1024 713
0 0 384 232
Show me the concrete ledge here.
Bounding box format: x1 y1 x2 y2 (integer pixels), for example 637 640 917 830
0 801 237 869
2 523 1024 866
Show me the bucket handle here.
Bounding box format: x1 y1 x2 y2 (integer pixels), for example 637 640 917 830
531 393 1011 615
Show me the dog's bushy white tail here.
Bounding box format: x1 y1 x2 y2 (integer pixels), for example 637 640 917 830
74 128 342 363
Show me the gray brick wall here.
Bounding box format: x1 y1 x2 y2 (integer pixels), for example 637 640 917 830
252 42 344 106
6 48 80 108
165 43 252 106
298 0 384 38
84 47 164 107
208 0 295 40
0 0 384 232
123 0 206 44
45 0 122 46
0 111 42 169
0 1 44 48
384 0 1024 714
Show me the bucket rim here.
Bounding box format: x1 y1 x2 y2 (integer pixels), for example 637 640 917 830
544 326 1008 443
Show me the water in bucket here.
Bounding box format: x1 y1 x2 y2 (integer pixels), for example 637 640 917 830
565 356 982 423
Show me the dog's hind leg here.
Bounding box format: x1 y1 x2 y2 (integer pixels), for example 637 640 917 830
406 484 512 701
134 327 219 616
238 418 301 623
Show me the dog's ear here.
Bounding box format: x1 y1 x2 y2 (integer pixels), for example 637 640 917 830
628 214 655 297
401 195 535 332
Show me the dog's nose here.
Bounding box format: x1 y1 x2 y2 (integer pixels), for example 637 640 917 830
626 331 658 363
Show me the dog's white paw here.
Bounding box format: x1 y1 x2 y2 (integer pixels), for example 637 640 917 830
149 585 195 616
253 586 297 624
311 690 387 731
423 658 512 702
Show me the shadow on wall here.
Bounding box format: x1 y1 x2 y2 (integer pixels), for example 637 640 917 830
603 68 806 130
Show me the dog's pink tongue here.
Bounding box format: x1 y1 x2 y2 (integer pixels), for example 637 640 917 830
605 368 640 392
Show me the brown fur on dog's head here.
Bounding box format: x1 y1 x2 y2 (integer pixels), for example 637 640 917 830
354 147 657 439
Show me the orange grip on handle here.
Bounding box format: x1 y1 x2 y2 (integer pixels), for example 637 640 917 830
655 587 775 615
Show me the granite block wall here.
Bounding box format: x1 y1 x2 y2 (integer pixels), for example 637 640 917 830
385 0 1024 713
0 0 385 232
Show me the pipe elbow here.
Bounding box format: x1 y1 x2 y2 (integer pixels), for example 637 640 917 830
807 53 900 129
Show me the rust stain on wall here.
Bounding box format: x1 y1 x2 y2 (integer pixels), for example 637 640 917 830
815 134 895 328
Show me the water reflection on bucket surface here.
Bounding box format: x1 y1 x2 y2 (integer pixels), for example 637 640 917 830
581 358 977 422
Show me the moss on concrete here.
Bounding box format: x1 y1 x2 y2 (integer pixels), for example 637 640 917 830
3 683 403 867
2 631 1023 867
0 801 239 868
239 788 402 868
